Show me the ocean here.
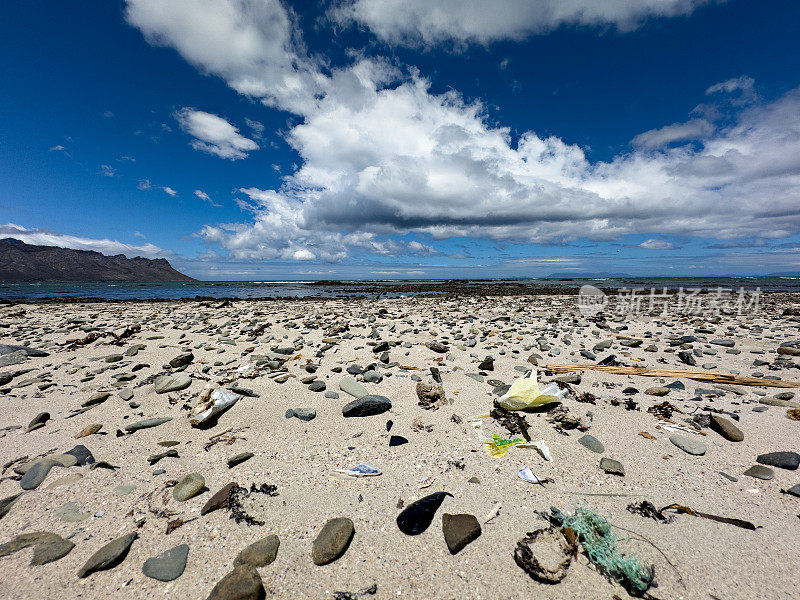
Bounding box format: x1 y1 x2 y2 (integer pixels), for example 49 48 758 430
0 276 797 301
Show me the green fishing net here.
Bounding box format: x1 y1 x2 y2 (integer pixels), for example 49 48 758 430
559 507 654 594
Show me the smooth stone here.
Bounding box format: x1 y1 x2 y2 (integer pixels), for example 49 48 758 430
362 370 383 384
31 533 75 565
389 435 409 447
154 373 191 394
125 417 173 433
64 444 95 465
743 465 774 480
26 412 50 432
118 389 134 401
46 473 84 489
342 395 392 417
339 377 369 399
442 513 481 554
324 391 339 399
234 535 280 567
645 387 670 396
308 380 326 392
312 517 354 565
785 484 800 497
0 493 22 520
228 452 254 468
710 339 735 347
173 473 205 501
207 565 264 600
75 423 102 438
142 543 189 582
201 482 238 515
77 532 137 578
709 414 744 442
756 451 800 470
114 484 137 496
293 408 317 421
20 459 58 490
148 449 179 465
669 434 707 456
397 492 452 535
599 458 625 476
55 501 90 522
169 352 194 368
578 434 605 454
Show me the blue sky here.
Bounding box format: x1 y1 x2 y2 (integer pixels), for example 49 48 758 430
1 0 798 279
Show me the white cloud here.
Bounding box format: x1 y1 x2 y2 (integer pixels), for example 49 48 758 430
49 145 65 152
331 0 711 48
194 189 222 207
125 1 800 264
0 223 171 259
639 239 675 250
137 179 152 190
245 117 265 139
631 118 715 148
163 186 178 196
706 75 755 96
174 108 259 160
101 164 117 177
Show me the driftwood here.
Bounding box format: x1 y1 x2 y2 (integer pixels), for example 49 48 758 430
544 364 800 388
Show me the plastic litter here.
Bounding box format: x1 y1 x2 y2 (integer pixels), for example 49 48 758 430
518 466 544 484
189 388 240 426
332 463 382 478
498 371 568 411
484 434 525 457
518 440 553 462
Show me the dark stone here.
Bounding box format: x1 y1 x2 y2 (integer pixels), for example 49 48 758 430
389 435 408 447
206 565 264 600
201 482 238 515
142 544 189 582
312 517 354 565
397 492 452 535
77 532 137 577
756 451 800 470
342 395 392 417
442 513 481 554
709 414 744 442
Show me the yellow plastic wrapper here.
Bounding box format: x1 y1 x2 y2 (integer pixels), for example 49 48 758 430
484 434 525 457
497 371 566 411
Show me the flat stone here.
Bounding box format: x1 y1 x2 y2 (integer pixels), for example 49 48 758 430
77 532 137 578
201 482 238 515
125 417 172 433
207 565 264 600
442 513 481 554
234 535 280 567
342 395 392 417
312 517 355 565
308 380 326 392
173 473 205 501
31 533 75 566
114 484 137 496
55 501 90 522
154 373 191 394
64 444 95 465
599 458 625 476
227 452 254 468
757 451 800 470
0 493 22 520
75 423 102 438
784 483 800 497
710 339 735 347
578 434 605 454
293 408 317 421
148 449 179 465
20 459 58 490
169 352 194 368
339 377 369 399
46 473 84 489
669 434 707 456
743 465 774 480
709 414 744 442
645 387 670 396
26 412 50 432
142 543 189 582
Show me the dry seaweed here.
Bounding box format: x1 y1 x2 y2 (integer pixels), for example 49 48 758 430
228 483 279 526
490 402 531 441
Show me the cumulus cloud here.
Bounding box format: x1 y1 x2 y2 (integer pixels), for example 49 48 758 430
631 118 715 148
706 75 758 105
125 0 800 264
174 108 259 160
163 186 178 196
331 0 710 48
638 239 675 250
137 179 152 190
0 223 172 259
101 164 116 177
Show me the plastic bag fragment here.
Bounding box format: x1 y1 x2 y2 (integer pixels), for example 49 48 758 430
332 463 382 478
498 371 567 411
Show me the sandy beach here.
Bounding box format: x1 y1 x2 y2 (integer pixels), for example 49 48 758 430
1 292 799 600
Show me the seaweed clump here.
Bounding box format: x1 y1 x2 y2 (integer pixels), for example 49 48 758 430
228 483 279 526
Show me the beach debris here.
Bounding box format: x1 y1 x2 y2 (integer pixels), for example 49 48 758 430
332 463 382 478
484 501 502 523
660 504 756 530
514 527 577 583
190 387 240 427
517 466 551 485
518 440 553 462
416 381 446 410
397 492 452 535
228 483 279 526
490 403 531 441
442 513 481 554
497 371 566 411
333 584 378 600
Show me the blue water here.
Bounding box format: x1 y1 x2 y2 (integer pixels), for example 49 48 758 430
0 277 797 301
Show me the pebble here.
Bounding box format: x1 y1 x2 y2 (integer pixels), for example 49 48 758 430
142 543 189 581
669 434 707 456
339 377 369 399
442 513 481 554
756 451 800 470
173 473 205 501
234 535 280 567
154 373 192 394
578 434 605 454
312 517 355 565
709 414 744 442
599 457 625 475
125 417 173 433
77 532 137 578
743 465 774 480
207 565 264 600
342 395 392 417
227 452 254 468
55 501 90 522
292 408 317 421
397 492 452 535
201 482 238 515
20 459 58 490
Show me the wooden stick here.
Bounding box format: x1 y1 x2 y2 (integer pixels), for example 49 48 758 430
544 364 800 388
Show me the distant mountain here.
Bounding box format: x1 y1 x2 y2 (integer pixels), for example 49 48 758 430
545 271 633 279
768 271 799 277
0 238 195 282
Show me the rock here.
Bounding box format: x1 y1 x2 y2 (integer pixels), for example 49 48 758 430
339 377 369 399
426 342 448 353
75 423 102 438
397 492 452 535
362 370 383 384
55 501 90 522
31 533 75 566
114 484 137 496
555 373 581 384
669 434 707 456
26 412 50 432
678 351 696 366
0 493 22 520
148 449 179 465
234 535 280 567
293 408 317 421
760 397 799 408
228 452 254 468
324 391 339 399
776 346 800 356
46 473 84 489
389 435 408 447
64 444 95 465
578 434 605 454
600 458 625 475
173 473 205 501
710 339 735 347
125 417 173 433
169 352 194 368
478 357 494 371
77 532 137 578
20 458 58 490
142 544 189 582
784 483 800 497
442 513 481 554
312 517 355 565
154 373 191 394
207 565 264 600
416 381 445 409
201 482 238 515
645 387 670 396
743 465 774 480
342 395 392 417
756 451 800 470
308 380 326 392
709 415 744 442
118 389 134 401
